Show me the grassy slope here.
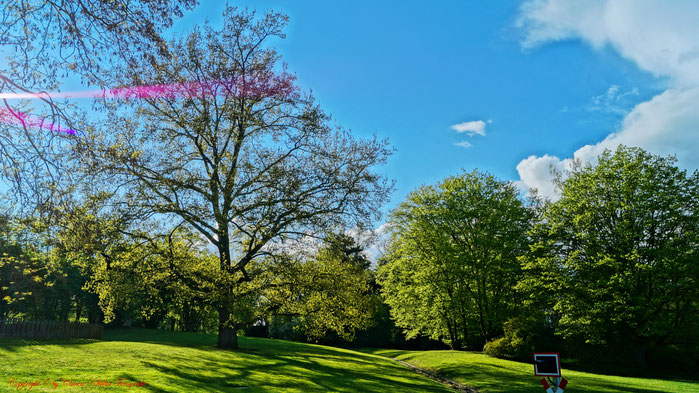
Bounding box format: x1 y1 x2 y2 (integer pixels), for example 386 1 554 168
363 349 699 393
0 329 451 392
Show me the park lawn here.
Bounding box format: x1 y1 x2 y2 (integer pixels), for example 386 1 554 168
362 348 699 393
0 328 451 392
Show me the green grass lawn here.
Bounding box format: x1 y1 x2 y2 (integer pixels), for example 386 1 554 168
0 329 451 392
2 329 697 393
362 348 699 393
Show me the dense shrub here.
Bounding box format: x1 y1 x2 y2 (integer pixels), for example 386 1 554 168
484 315 560 361
268 316 307 341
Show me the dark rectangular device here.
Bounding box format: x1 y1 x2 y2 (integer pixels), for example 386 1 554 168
533 353 561 377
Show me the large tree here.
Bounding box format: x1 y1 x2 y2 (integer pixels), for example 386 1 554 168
80 7 392 348
378 170 531 349
520 146 699 368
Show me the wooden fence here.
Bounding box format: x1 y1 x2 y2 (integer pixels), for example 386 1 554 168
0 318 103 339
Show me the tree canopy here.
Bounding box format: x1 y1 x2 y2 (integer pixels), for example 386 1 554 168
519 146 699 367
378 170 532 349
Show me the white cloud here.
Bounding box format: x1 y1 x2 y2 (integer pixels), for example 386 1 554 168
454 140 473 149
451 120 490 136
361 223 393 267
515 0 699 199
515 154 571 198
517 0 699 86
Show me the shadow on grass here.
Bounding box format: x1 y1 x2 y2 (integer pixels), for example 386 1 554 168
106 328 403 366
0 338 99 352
39 328 445 392
0 327 168 352
4 328 443 392
425 362 693 393
101 332 447 392
138 351 449 393
114 372 171 393
103 328 218 348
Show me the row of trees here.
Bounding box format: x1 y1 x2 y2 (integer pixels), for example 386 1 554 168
0 215 379 340
377 146 698 369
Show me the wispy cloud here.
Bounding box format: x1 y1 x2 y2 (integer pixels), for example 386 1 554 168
454 140 473 149
589 84 639 114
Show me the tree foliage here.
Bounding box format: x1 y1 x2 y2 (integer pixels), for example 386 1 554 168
90 227 219 331
260 233 373 340
0 214 97 321
519 146 699 367
378 170 532 349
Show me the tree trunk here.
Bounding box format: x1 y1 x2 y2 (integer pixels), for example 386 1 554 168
459 308 469 349
633 345 647 369
217 306 239 349
75 300 83 322
446 318 457 350
216 228 238 349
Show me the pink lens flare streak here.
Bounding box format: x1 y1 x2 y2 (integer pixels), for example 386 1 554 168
0 108 76 135
0 76 297 101
0 76 296 135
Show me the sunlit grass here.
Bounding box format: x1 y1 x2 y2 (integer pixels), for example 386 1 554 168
361 348 699 393
0 329 450 392
2 328 696 392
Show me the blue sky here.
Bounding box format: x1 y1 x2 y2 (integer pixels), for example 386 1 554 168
1 1 696 260
2 0 696 263
3 1 696 227
173 1 697 224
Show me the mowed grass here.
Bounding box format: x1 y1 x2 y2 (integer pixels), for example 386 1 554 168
0 329 451 392
362 349 699 393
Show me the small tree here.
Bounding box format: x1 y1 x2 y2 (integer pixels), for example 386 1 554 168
378 170 531 349
91 227 218 331
520 146 699 368
260 233 374 341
